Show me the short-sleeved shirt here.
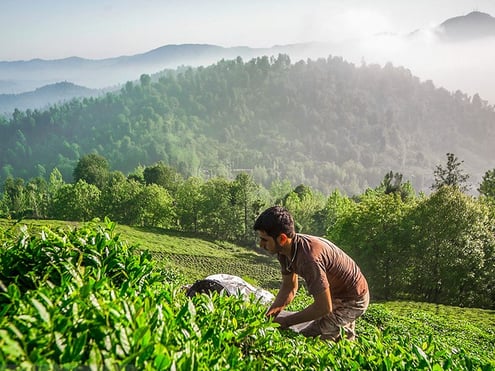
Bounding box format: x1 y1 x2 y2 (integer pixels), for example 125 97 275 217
277 234 368 300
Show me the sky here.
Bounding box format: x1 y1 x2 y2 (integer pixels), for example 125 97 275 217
1 0 495 61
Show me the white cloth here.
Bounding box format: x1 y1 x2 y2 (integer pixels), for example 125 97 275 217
205 274 275 305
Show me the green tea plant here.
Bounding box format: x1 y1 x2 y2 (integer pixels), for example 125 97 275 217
0 219 494 369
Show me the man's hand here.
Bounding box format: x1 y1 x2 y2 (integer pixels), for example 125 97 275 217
266 272 298 317
266 306 282 318
273 314 289 329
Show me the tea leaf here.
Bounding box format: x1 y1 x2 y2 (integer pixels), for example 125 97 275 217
30 298 51 325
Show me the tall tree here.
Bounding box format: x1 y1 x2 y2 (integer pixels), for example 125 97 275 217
283 184 325 234
377 171 415 201
24 177 49 218
143 162 182 196
328 192 415 300
100 173 143 225
478 169 495 198
199 177 237 240
408 186 494 307
136 184 175 227
49 180 101 221
73 153 110 190
431 153 470 192
175 177 204 232
231 172 263 241
1 177 26 218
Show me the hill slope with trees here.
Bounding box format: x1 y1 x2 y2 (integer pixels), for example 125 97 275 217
0 54 494 194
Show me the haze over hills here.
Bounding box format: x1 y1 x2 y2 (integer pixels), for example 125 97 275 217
0 54 493 196
0 10 495 112
0 82 101 115
0 10 493 196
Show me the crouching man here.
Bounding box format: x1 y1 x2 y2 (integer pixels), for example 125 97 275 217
253 206 369 341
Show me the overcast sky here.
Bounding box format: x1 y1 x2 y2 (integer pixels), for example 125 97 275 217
1 0 494 61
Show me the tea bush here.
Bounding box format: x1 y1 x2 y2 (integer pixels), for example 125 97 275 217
0 220 494 369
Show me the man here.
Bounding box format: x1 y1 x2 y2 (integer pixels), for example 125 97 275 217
253 206 369 341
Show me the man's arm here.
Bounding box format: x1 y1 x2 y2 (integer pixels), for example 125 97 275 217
274 287 332 328
266 272 298 317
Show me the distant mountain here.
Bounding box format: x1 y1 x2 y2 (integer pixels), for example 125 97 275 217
0 43 322 95
1 10 495 112
0 81 101 116
435 11 495 41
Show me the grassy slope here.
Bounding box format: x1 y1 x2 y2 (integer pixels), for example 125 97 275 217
1 218 494 363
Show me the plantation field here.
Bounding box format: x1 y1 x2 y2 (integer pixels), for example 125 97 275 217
116 225 281 288
0 218 494 369
0 219 281 287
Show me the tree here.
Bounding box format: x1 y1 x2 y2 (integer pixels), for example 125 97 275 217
377 171 415 201
49 180 101 221
99 174 143 225
198 177 236 240
136 184 175 227
143 162 182 196
283 184 325 234
478 169 495 198
328 192 415 300
431 153 470 192
408 186 494 307
1 177 26 218
24 177 49 218
73 153 110 189
231 173 263 241
175 177 204 232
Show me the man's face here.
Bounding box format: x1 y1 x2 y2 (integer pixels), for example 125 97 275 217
257 230 281 254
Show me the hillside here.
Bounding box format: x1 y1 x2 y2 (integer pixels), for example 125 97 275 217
0 55 494 195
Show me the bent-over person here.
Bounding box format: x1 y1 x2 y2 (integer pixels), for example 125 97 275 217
253 206 369 341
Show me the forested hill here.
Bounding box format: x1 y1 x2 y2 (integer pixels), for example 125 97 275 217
0 54 494 194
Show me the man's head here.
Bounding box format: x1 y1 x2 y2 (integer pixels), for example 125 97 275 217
253 206 296 239
253 206 295 255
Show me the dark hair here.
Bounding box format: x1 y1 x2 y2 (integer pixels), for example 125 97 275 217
253 206 295 239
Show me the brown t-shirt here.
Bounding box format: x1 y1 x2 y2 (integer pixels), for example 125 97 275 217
277 234 368 300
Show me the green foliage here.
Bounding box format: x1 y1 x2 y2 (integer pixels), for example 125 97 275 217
376 171 416 201
136 184 175 228
479 168 495 198
283 184 326 234
0 221 493 369
198 177 238 240
408 186 495 307
143 161 182 196
49 180 101 221
431 153 470 192
100 176 143 225
328 191 417 300
1 56 494 194
231 173 265 242
175 177 204 233
72 153 110 189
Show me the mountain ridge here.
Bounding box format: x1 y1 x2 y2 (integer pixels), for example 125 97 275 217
436 11 495 41
1 11 495 115
0 81 101 115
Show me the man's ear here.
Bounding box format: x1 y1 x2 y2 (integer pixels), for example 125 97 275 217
278 233 288 245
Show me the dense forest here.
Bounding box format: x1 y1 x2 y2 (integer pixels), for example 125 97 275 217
1 152 495 309
0 54 494 195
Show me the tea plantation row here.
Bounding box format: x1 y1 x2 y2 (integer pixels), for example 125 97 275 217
0 219 493 369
